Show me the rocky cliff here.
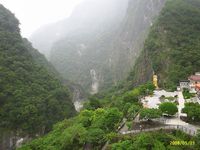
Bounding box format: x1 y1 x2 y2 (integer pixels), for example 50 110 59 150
30 0 166 93
130 0 200 90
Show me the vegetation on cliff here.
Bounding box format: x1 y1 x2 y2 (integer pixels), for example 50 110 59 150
18 83 155 149
129 0 200 90
0 4 75 136
111 130 198 150
182 103 200 122
19 81 200 150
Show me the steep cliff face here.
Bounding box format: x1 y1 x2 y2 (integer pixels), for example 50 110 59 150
30 0 166 93
130 0 200 90
109 0 166 84
0 4 75 149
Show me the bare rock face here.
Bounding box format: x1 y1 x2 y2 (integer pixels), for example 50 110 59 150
109 0 166 83
30 0 166 93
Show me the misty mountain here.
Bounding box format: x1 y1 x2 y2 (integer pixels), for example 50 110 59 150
30 0 166 93
30 0 129 58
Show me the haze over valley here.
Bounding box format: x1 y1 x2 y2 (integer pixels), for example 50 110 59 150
30 0 165 94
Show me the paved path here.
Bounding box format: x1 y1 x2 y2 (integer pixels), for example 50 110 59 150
101 141 109 150
142 90 189 126
163 92 200 132
157 117 200 132
121 124 197 136
177 91 186 117
103 90 200 150
118 118 128 133
127 90 200 136
142 90 178 109
134 113 140 122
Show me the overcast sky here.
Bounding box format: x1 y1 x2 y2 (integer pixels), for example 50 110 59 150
0 0 83 38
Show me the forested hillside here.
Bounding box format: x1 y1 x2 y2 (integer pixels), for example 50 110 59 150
18 83 156 150
130 0 200 90
18 82 200 150
0 4 75 148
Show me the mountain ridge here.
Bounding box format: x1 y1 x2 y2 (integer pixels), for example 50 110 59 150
30 0 166 93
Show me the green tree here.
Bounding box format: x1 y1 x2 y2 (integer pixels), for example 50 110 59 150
111 140 133 150
182 103 200 122
153 141 166 150
159 102 178 116
140 108 162 120
78 110 94 127
127 104 140 120
86 128 105 146
91 108 123 132
132 133 154 149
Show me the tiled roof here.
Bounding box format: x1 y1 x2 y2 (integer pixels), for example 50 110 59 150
188 75 200 81
180 80 189 82
196 84 200 90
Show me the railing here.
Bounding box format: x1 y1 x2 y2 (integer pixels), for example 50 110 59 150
121 125 197 136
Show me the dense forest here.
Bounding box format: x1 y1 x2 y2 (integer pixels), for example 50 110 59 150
0 4 75 140
18 83 155 149
18 81 200 150
129 0 200 90
110 130 199 150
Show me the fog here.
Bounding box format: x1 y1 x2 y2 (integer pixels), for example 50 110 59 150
0 0 129 38
29 0 129 57
0 0 83 37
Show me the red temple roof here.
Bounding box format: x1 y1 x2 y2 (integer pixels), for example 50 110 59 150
196 84 200 90
188 75 200 81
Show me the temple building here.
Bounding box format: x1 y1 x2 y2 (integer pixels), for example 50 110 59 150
188 72 200 93
195 84 200 99
188 72 200 84
179 72 200 93
179 80 190 90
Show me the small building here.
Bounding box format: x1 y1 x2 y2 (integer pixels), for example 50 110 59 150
179 72 200 94
188 72 200 93
196 84 200 100
179 80 190 90
188 72 200 84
